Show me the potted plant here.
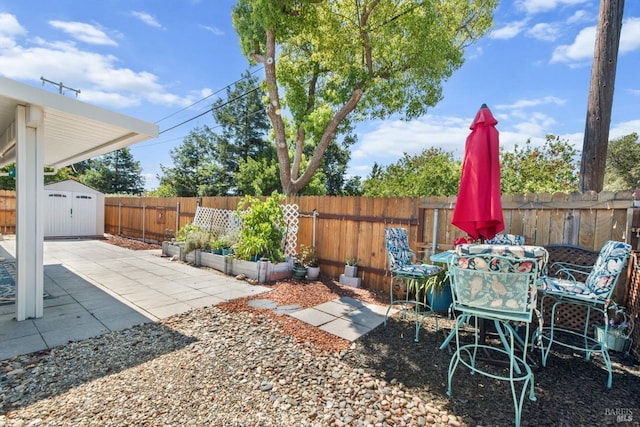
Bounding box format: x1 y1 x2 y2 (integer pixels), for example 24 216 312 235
344 256 360 277
299 244 320 280
422 268 452 314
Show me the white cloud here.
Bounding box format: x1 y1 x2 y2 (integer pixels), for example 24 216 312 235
550 25 595 64
566 10 591 25
489 20 528 40
527 22 561 42
495 96 567 111
49 20 117 46
630 89 640 96
620 17 640 54
0 13 26 36
610 119 640 139
551 17 640 65
0 29 203 109
0 13 27 49
517 0 589 15
131 11 163 29
200 25 224 36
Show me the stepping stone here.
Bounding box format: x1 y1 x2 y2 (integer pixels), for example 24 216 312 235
273 304 301 314
248 299 278 309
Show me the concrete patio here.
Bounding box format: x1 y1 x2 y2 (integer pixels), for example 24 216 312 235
0 238 388 360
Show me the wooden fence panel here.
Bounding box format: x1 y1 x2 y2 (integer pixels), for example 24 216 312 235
0 190 15 234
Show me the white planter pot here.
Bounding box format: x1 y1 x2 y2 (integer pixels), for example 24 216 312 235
306 266 320 280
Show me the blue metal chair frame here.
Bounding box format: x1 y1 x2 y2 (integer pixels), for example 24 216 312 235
446 247 545 427
534 240 631 388
383 227 441 342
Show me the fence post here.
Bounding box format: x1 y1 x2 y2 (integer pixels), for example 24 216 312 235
142 204 146 243
118 200 122 235
175 201 180 237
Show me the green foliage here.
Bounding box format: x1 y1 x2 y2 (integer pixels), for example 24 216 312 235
362 148 461 197
0 164 84 191
345 256 360 266
158 129 217 197
184 229 213 254
235 192 287 262
500 135 579 194
604 133 640 191
79 148 145 195
210 70 275 195
235 157 282 196
232 0 496 194
175 222 204 242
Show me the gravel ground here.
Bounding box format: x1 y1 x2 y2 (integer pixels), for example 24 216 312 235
1 237 639 426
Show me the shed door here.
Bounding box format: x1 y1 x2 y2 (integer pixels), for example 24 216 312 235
45 191 72 236
72 193 97 236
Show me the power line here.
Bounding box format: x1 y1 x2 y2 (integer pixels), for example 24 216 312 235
137 102 268 149
158 86 261 135
154 66 264 125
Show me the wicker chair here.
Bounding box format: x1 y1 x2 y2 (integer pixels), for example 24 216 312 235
446 244 547 427
535 240 632 388
383 227 441 342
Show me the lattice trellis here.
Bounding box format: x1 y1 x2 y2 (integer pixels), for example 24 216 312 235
193 205 298 259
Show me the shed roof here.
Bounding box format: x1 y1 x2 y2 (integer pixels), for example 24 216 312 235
0 77 158 169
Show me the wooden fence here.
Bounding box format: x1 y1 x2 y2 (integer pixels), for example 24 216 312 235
1 190 639 296
0 190 15 234
100 191 640 293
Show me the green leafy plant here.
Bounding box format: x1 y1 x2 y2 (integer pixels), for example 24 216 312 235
184 229 213 253
175 222 203 242
234 192 287 263
345 256 360 266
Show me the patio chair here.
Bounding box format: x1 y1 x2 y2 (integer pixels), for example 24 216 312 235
485 233 525 245
383 227 442 342
535 240 632 388
446 244 546 427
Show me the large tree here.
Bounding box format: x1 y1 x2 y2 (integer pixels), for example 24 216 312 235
79 148 145 195
158 130 217 197
580 0 625 192
363 148 461 197
500 135 579 194
210 70 275 194
604 132 640 190
232 0 496 195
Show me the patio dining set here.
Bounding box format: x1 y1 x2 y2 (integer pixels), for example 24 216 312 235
383 227 632 427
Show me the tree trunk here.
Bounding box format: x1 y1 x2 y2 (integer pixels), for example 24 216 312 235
580 0 625 192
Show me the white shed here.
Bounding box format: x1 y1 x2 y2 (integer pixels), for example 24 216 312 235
44 180 104 238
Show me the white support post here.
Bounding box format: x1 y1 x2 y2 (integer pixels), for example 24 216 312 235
15 105 44 321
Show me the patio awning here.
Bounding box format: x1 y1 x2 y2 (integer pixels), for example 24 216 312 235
0 76 158 321
0 76 158 169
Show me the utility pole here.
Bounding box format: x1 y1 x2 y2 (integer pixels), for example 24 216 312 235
580 0 625 192
40 76 81 97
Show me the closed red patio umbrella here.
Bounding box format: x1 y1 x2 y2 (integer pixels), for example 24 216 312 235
451 104 504 241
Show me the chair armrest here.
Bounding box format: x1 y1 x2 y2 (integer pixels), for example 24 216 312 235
548 261 591 282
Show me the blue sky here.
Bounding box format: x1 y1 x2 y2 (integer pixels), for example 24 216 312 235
0 0 638 190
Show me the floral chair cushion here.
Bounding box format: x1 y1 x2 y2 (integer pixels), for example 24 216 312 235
541 240 631 300
451 244 548 313
485 233 525 246
384 227 441 277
